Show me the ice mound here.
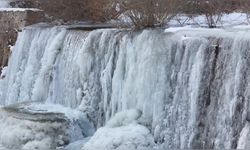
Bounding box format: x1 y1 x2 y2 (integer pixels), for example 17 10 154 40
106 109 142 128
82 123 155 150
0 102 94 150
83 109 155 150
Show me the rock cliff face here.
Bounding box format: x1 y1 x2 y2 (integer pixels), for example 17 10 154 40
0 8 45 70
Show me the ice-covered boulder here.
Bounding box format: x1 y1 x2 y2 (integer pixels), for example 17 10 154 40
0 102 94 150
82 109 154 150
82 123 155 150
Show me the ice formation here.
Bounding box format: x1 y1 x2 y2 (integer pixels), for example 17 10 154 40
82 109 154 150
83 123 154 150
0 102 94 149
106 109 142 127
1 25 250 149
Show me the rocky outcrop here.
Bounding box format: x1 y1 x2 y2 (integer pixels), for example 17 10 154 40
9 0 88 23
0 8 45 72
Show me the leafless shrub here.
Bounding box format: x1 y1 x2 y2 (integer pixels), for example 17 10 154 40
10 0 250 27
107 0 181 29
185 0 225 28
182 0 244 28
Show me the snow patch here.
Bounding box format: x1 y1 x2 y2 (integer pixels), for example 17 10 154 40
0 8 41 12
0 0 10 8
0 66 7 79
8 45 14 52
169 13 249 27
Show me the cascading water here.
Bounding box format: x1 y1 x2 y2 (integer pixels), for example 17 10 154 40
1 25 250 149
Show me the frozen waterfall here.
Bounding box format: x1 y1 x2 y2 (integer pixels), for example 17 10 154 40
1 26 250 149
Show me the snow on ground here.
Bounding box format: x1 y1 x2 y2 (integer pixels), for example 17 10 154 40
232 25 250 29
220 13 249 26
0 0 10 8
164 26 193 33
165 13 250 34
169 13 249 27
163 23 250 42
0 8 41 11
